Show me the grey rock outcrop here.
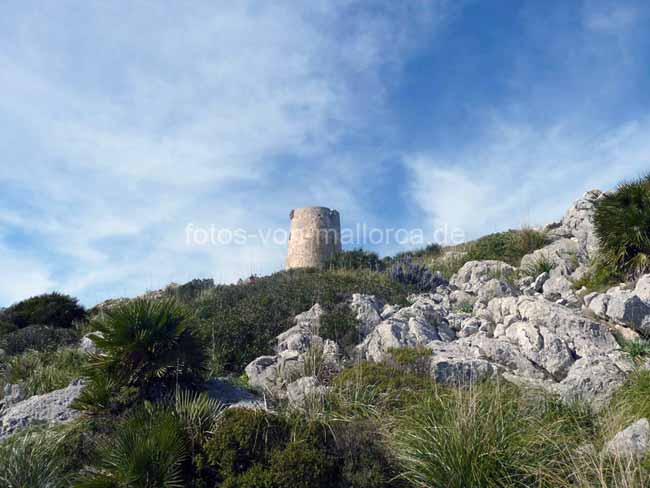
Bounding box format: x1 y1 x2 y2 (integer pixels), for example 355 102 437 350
0 380 84 439
603 418 650 459
450 260 517 294
356 294 455 362
204 378 265 410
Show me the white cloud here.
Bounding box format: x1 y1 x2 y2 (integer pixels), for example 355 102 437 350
0 1 446 306
405 116 650 242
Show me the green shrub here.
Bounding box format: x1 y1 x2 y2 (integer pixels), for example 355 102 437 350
434 229 549 278
1 349 87 397
0 430 68 488
594 175 650 278
325 249 385 271
391 243 443 263
393 382 586 488
0 319 17 335
0 325 79 356
74 407 188 488
319 305 360 354
621 339 650 363
522 255 556 277
204 408 291 478
1 292 86 329
196 268 410 375
204 407 398 488
85 299 207 401
332 362 435 413
572 255 624 292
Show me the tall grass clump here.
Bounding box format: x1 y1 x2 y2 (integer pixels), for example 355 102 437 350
1 348 87 397
594 175 650 279
393 382 587 488
0 430 68 488
82 299 206 403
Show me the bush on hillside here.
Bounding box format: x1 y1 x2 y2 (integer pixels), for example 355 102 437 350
1 349 87 397
203 407 399 488
594 174 650 278
0 325 78 356
391 243 443 263
1 293 86 330
324 249 385 271
388 259 447 292
0 318 16 335
319 305 360 355
195 268 411 375
84 299 206 401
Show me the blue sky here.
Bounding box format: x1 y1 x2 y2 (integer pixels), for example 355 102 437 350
1 0 649 306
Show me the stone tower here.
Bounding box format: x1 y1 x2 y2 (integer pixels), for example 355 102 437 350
286 206 342 269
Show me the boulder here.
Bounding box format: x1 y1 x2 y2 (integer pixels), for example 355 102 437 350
546 189 604 258
286 376 327 408
450 260 517 294
606 288 650 335
635 275 650 302
204 378 265 410
603 418 650 459
0 380 84 439
79 331 103 354
350 294 383 337
542 275 579 306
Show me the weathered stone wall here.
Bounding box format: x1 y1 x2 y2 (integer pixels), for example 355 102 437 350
286 207 341 269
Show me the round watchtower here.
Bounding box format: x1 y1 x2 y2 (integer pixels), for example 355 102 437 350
286 207 342 269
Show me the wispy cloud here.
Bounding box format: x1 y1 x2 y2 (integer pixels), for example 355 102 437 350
0 1 448 306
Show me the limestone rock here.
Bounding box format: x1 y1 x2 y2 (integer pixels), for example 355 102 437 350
450 260 516 294
606 288 650 335
350 294 383 337
286 376 327 408
205 378 265 410
0 381 84 439
603 418 650 459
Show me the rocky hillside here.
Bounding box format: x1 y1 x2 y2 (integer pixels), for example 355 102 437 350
2 177 650 487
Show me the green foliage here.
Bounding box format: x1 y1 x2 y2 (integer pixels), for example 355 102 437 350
0 430 68 488
522 255 556 277
391 243 443 263
1 292 86 329
607 370 650 422
1 348 87 397
324 249 385 271
319 305 360 354
0 318 17 335
196 268 410 375
75 408 188 488
594 174 650 278
388 347 430 365
203 407 398 488
572 255 624 293
0 324 79 356
464 228 549 265
434 229 549 278
332 362 435 412
393 382 587 488
86 299 207 402
621 338 650 363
